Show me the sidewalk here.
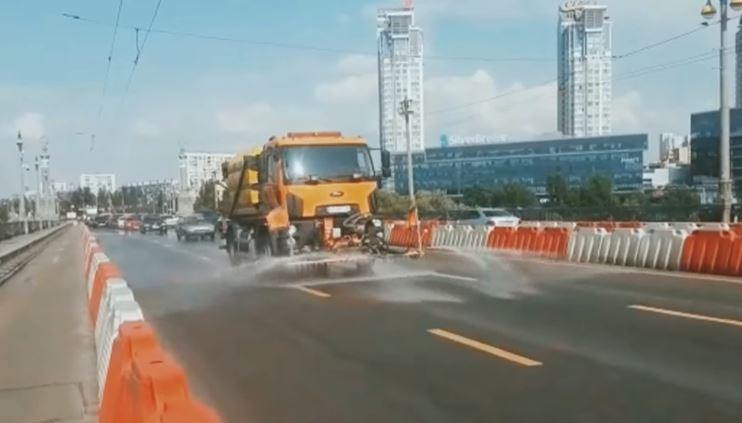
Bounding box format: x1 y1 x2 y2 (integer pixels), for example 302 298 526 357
0 225 98 422
0 224 68 259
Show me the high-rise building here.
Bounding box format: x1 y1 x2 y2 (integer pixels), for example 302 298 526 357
736 17 742 108
557 1 613 137
79 174 116 194
659 133 689 163
178 150 234 192
377 2 424 154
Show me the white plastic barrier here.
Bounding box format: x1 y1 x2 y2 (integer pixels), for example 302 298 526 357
556 222 578 230
86 252 110 300
643 222 670 231
432 225 453 248
600 228 645 266
94 279 133 345
670 222 728 233
469 226 491 249
567 227 608 263
635 229 688 271
451 225 473 248
95 285 144 398
383 223 394 242
83 239 98 262
520 221 543 228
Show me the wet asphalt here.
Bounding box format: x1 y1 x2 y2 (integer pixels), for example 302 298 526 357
94 229 742 423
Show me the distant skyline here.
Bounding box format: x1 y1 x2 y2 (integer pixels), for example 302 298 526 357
0 0 731 196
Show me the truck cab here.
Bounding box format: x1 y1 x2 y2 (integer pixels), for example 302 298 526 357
223 132 390 257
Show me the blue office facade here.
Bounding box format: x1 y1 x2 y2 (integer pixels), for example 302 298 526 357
690 109 742 197
393 134 648 195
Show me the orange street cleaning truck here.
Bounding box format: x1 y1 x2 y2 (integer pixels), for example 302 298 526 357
221 132 392 263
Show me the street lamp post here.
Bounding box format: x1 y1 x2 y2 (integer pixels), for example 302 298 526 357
15 132 28 234
400 97 422 255
702 0 742 223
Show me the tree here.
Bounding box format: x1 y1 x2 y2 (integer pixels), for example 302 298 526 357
97 189 109 210
462 187 493 208
501 183 536 208
660 187 700 209
82 187 95 208
0 200 9 223
194 181 217 212
376 190 411 217
416 190 455 218
579 174 614 207
111 190 123 209
546 174 570 206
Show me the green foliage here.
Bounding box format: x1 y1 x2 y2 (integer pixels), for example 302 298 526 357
0 200 9 223
546 174 569 206
195 181 228 213
659 187 701 208
462 183 536 208
376 189 454 219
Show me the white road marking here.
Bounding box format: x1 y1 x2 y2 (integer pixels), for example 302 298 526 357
434 272 479 282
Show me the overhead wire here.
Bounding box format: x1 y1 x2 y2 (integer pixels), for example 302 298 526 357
60 12 551 63
120 0 164 104
89 0 124 151
438 49 729 130
427 19 728 119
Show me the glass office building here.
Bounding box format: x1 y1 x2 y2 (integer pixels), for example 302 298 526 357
690 109 742 197
393 134 648 195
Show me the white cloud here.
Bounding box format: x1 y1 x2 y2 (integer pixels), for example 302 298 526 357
336 54 377 74
9 112 45 140
315 74 377 105
425 69 557 139
214 103 276 134
131 120 162 138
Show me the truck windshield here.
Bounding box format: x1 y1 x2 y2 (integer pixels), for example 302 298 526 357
283 146 374 183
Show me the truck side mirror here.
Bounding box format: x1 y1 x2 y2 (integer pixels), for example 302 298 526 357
381 150 392 178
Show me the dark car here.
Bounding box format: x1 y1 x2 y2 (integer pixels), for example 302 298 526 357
176 215 216 241
140 216 166 235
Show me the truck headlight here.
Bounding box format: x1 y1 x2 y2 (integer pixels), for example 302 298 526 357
372 219 382 227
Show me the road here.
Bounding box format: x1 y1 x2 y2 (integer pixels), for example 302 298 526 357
94 229 742 423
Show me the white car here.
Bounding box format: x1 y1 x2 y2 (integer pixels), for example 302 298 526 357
450 208 520 227
161 216 181 228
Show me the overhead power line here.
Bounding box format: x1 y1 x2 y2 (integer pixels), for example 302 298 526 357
436 48 729 129
60 12 551 63
89 0 124 151
120 0 164 102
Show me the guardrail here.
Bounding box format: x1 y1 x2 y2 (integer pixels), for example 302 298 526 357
0 220 60 241
81 228 221 422
386 220 742 278
0 222 67 285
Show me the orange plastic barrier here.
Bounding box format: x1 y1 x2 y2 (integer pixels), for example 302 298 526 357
540 227 571 259
388 222 437 248
681 230 739 275
100 322 160 423
512 227 539 252
100 322 220 423
487 227 516 249
84 244 103 281
89 262 122 322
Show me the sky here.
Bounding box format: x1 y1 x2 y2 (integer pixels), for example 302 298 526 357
0 0 732 196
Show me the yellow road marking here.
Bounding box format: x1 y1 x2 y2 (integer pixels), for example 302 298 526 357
295 286 331 298
629 305 742 328
428 329 542 367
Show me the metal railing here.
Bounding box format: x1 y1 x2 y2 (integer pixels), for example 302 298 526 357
0 220 61 242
